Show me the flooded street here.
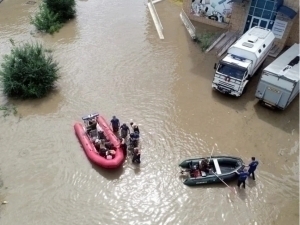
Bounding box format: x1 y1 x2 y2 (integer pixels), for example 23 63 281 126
0 0 299 224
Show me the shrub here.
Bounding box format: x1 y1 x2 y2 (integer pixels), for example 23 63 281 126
31 0 76 34
0 40 60 99
45 0 76 22
31 4 63 34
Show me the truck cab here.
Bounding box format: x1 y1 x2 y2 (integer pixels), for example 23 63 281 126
213 54 252 96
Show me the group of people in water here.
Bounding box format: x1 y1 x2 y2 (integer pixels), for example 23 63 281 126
85 115 141 164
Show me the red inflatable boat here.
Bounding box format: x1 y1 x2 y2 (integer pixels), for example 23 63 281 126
74 114 125 169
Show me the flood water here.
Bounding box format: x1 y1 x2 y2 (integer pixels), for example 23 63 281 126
0 0 299 224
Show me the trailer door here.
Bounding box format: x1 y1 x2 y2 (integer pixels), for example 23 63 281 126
256 79 292 109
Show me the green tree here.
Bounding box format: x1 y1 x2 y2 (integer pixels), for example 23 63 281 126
31 0 76 34
0 40 60 99
45 0 76 22
31 4 62 34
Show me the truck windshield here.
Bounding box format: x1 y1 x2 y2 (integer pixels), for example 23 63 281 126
217 63 246 80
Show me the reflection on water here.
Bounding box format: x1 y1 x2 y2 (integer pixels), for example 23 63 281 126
0 0 298 225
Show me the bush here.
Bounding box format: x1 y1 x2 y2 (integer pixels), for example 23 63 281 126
45 0 76 22
31 0 76 34
31 4 63 34
0 40 60 99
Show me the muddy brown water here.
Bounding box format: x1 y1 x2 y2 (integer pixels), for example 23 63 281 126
0 0 299 224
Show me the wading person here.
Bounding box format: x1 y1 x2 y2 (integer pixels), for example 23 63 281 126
130 122 140 134
110 116 120 133
132 147 141 164
120 137 127 157
246 157 259 180
120 123 130 138
236 169 248 189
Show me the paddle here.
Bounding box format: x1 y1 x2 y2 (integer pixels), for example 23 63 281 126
208 147 214 163
212 171 236 194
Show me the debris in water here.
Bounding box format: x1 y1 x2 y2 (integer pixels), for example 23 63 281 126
2 201 8 204
26 1 36 4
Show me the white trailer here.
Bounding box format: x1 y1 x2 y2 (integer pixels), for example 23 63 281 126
255 43 299 110
212 26 275 97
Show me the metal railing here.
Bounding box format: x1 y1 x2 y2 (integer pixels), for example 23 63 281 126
180 9 196 40
147 0 164 39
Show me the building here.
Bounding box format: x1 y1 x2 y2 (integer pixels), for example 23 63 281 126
182 0 299 56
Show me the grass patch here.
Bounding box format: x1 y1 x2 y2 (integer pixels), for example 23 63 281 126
0 39 60 99
196 32 217 52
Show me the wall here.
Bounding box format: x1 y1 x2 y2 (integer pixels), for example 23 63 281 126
285 12 299 46
229 2 250 34
182 0 230 29
272 0 299 49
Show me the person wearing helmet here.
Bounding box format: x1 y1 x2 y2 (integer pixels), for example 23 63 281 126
110 116 120 133
120 123 130 138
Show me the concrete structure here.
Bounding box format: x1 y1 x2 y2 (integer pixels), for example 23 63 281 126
183 0 299 57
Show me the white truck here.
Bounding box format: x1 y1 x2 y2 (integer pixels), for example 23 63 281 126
255 43 299 110
212 26 275 97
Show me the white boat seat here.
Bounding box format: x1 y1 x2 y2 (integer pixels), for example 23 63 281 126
213 159 222 175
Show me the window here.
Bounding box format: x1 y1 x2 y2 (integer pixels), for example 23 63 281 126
259 20 268 28
256 1 266 8
262 10 272 19
270 12 277 20
254 8 263 17
251 0 257 7
265 1 275 11
244 0 278 33
249 7 254 15
217 64 247 80
267 22 274 30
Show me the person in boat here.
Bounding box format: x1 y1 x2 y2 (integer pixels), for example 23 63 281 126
130 122 140 134
94 139 101 150
120 123 130 138
110 116 120 133
132 147 141 164
245 157 259 180
187 161 199 177
236 168 248 189
104 141 116 150
96 123 106 140
199 159 210 173
87 118 97 133
98 146 116 159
